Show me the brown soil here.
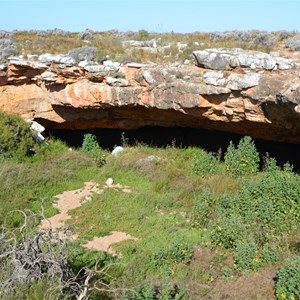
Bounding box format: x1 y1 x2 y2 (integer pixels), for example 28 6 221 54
186 246 277 300
39 181 138 254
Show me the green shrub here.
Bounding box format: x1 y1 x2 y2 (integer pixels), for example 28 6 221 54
263 154 280 172
191 189 215 229
261 243 279 265
0 111 35 160
81 133 106 167
224 136 259 177
234 237 258 271
152 238 194 267
234 171 300 235
136 29 150 41
275 256 300 300
210 213 246 249
124 280 185 300
192 150 219 177
81 133 99 152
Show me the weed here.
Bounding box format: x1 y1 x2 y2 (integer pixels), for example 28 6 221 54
275 256 300 300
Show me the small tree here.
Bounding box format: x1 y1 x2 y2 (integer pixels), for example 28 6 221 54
81 134 105 167
81 133 99 153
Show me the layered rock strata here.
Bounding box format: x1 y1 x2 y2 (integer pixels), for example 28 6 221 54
1 49 300 143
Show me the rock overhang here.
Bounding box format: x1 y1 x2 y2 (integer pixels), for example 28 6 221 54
1 48 300 143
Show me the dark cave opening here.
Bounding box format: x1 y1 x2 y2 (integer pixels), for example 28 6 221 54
46 126 300 171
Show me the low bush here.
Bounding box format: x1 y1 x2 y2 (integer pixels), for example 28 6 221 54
275 256 300 300
0 39 16 62
234 237 258 271
192 150 219 177
0 111 35 160
210 213 247 249
68 45 98 62
123 280 185 300
285 33 300 51
252 32 277 47
152 238 194 268
191 189 215 229
224 136 260 177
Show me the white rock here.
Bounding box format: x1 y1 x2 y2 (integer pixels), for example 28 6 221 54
105 178 113 185
28 120 45 133
112 146 124 156
38 53 64 63
84 65 105 73
126 62 149 68
59 56 76 66
27 54 38 60
40 71 58 81
78 60 90 67
275 57 295 70
103 60 120 68
33 132 45 144
141 70 157 85
8 56 30 66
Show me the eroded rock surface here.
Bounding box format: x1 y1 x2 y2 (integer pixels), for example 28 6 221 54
1 49 300 143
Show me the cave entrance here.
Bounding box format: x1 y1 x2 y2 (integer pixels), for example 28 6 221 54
46 126 300 171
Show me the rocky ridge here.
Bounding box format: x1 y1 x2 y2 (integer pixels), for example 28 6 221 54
1 48 300 143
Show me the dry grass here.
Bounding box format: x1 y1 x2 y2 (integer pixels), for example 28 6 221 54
11 30 284 63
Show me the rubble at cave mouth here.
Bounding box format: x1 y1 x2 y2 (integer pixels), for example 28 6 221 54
47 126 300 171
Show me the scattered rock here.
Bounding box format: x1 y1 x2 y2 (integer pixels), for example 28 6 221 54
27 120 45 144
112 146 124 156
105 178 114 186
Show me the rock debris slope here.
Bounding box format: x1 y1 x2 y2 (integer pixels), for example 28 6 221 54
1 48 300 143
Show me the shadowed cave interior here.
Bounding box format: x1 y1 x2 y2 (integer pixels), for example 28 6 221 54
47 126 300 171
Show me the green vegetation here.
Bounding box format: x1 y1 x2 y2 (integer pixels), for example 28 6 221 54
275 256 300 300
11 30 296 64
0 111 35 160
81 133 106 167
1 111 300 299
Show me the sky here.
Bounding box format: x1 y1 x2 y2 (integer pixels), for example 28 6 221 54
0 0 300 33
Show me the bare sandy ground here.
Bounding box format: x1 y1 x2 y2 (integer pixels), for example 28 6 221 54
39 181 138 255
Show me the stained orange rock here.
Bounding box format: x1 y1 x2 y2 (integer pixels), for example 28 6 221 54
1 60 300 143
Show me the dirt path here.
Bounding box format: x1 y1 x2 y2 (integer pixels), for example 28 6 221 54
39 181 99 234
83 231 139 255
39 181 138 255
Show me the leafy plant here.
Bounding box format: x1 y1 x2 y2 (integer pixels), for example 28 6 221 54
234 237 258 271
191 189 215 229
224 136 259 177
210 213 247 249
0 111 35 160
81 133 99 152
275 256 300 300
81 133 106 167
192 150 219 177
123 280 185 300
152 238 194 267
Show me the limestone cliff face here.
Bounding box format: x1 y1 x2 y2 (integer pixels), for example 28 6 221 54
1 49 300 143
